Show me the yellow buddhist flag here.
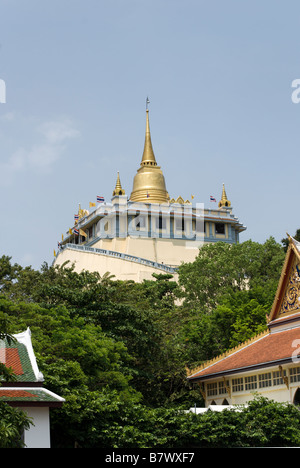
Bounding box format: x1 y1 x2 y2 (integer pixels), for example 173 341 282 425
80 229 87 237
54 249 56 257
191 195 195 199
69 228 72 235
89 201 96 208
62 233 64 241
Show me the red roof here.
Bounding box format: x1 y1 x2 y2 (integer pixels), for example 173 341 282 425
188 327 300 381
0 348 24 375
0 390 37 398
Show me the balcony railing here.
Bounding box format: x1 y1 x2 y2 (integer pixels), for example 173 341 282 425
56 243 178 274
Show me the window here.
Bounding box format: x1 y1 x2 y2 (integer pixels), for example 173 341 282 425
232 378 243 392
215 223 225 234
290 367 300 383
245 375 257 391
273 370 286 386
218 380 229 395
258 372 272 388
207 382 217 396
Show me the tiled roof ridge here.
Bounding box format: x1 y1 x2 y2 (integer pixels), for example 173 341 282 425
0 328 44 383
186 329 269 378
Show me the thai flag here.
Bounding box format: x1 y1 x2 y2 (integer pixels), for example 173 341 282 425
74 229 79 235
210 196 216 202
97 196 105 203
74 214 79 220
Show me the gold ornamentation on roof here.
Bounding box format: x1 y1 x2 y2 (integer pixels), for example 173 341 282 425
218 183 231 208
78 204 89 220
112 171 125 196
169 196 191 205
176 196 184 204
279 257 300 316
186 329 269 377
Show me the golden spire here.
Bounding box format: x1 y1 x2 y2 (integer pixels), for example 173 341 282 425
130 102 169 204
218 183 231 208
112 171 125 196
141 109 157 167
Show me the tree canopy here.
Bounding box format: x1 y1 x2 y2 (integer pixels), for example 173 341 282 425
0 234 296 448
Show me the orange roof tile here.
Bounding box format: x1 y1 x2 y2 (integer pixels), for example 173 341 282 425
188 327 300 381
0 348 24 375
0 390 37 398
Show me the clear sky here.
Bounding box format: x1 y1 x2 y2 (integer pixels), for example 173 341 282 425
1 0 300 270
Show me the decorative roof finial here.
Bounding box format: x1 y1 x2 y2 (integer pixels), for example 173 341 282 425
112 171 125 196
141 100 157 167
218 183 231 208
129 101 169 204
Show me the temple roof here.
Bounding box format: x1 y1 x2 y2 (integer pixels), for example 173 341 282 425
187 327 299 382
0 388 65 407
268 235 300 322
0 328 64 406
0 328 43 383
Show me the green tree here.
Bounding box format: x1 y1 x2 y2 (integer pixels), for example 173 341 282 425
0 401 32 448
178 238 285 311
177 239 285 367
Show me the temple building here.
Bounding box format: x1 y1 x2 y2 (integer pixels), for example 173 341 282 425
187 235 300 408
0 328 64 448
54 105 246 282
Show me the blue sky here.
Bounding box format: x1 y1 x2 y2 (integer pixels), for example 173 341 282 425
1 0 300 269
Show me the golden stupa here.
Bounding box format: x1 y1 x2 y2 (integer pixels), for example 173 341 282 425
130 107 169 204
112 171 125 197
218 183 231 208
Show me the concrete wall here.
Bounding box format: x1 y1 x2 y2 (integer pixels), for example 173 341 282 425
20 407 50 448
54 246 179 282
91 236 202 267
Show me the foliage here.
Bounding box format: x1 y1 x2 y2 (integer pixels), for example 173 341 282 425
0 236 291 447
0 401 32 448
178 237 284 311
52 395 300 448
